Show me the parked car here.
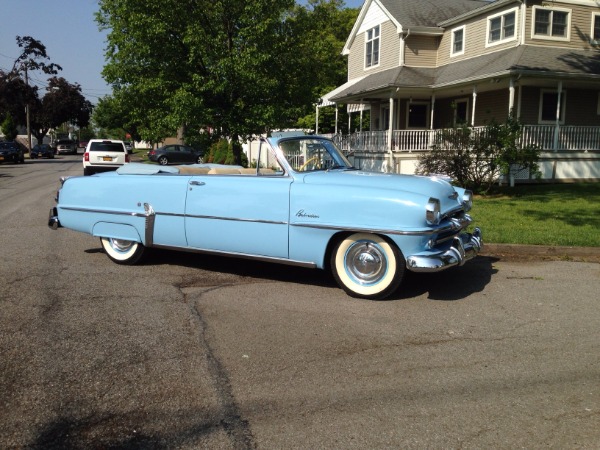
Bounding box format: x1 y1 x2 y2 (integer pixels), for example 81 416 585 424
30 144 55 159
48 134 482 300
124 141 133 153
82 139 130 176
55 139 77 155
0 141 25 164
147 144 204 165
78 141 89 149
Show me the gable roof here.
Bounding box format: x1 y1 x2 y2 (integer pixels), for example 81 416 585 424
329 46 600 102
379 0 489 28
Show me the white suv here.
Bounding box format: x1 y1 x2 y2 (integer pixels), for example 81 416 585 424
83 139 129 175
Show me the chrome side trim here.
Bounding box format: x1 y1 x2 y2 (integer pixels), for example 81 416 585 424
151 244 317 269
144 203 155 247
290 214 472 237
185 214 288 225
60 205 152 218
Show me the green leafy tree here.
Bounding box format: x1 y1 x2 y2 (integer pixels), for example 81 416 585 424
30 77 93 144
1 114 19 141
416 117 541 193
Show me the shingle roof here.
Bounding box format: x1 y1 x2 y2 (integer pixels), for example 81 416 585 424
330 46 600 101
379 0 489 27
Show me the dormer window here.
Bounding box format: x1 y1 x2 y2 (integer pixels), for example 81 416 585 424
532 6 571 41
365 25 380 68
451 25 465 56
487 8 517 46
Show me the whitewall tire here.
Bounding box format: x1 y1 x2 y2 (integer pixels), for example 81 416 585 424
331 233 404 300
100 237 145 265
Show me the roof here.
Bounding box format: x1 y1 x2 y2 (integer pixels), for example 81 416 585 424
329 46 600 102
378 0 488 28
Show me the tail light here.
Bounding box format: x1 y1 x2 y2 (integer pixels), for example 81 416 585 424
84 152 90 161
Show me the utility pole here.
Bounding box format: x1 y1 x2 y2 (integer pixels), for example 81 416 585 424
24 66 32 152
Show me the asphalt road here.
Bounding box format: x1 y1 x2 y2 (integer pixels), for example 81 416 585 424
1 156 599 449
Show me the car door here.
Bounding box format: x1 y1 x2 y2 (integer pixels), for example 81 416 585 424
180 146 196 163
184 173 292 258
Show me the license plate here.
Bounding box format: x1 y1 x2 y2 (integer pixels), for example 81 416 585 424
103 156 113 161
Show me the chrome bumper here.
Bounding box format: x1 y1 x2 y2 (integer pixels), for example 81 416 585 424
406 228 482 272
48 207 61 230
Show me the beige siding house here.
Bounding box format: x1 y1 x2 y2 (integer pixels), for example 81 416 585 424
321 0 600 181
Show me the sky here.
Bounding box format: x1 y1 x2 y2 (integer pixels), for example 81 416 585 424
0 0 364 104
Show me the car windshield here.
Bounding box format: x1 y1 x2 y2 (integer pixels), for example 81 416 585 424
89 142 125 152
278 138 353 172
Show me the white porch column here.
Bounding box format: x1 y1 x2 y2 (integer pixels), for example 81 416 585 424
388 96 394 153
335 105 339 135
430 94 436 130
359 107 363 132
471 86 477 126
516 82 523 119
315 104 319 134
509 78 515 116
553 81 563 151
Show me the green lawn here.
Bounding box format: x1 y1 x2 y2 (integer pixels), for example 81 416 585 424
471 183 600 247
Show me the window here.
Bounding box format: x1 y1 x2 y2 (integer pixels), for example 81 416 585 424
365 25 380 68
592 13 600 43
487 9 517 46
451 26 465 56
539 90 566 124
532 6 570 40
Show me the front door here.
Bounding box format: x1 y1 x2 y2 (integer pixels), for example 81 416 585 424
184 174 292 258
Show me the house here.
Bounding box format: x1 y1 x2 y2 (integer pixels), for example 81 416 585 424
321 0 600 181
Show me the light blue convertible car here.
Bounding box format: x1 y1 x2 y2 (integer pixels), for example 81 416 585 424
48 134 482 299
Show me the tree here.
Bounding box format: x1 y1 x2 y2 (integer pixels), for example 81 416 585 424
1 114 19 141
29 77 93 144
96 0 358 162
416 117 541 193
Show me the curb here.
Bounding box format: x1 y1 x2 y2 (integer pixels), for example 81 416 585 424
481 243 600 263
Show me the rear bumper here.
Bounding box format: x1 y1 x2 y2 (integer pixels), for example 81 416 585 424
48 207 61 230
406 228 482 272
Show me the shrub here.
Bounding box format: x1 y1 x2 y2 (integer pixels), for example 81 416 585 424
204 139 248 167
416 116 540 193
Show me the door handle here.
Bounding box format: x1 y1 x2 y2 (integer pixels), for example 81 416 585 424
189 180 205 186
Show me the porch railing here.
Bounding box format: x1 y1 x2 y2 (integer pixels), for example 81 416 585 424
327 125 600 153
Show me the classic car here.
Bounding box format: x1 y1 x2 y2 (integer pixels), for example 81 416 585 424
48 134 482 300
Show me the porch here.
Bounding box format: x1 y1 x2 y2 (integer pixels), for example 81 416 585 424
323 125 600 182
327 125 600 153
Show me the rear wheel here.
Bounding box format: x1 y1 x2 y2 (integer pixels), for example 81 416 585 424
158 156 169 165
196 155 204 164
83 167 94 176
100 237 145 265
331 233 404 300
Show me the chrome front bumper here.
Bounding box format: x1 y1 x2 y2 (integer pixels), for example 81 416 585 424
48 207 61 230
406 228 482 272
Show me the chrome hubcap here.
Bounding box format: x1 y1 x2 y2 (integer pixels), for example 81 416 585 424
110 238 135 253
345 241 387 285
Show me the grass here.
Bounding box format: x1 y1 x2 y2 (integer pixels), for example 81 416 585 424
471 183 600 247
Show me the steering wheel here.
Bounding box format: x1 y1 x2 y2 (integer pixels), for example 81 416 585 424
298 155 321 171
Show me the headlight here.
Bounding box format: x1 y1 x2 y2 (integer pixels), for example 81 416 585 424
426 198 441 225
462 190 473 212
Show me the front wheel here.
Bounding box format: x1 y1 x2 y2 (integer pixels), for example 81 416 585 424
196 155 204 164
158 156 169 165
100 237 145 265
331 233 404 300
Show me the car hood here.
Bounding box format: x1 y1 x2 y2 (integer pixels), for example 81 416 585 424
301 170 462 210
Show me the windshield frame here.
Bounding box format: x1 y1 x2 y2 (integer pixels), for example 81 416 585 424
273 136 353 174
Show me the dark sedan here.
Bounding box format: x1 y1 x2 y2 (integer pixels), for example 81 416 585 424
30 144 55 159
0 141 25 164
147 144 204 165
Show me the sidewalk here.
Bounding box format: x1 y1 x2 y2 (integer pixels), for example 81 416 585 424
482 243 600 263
